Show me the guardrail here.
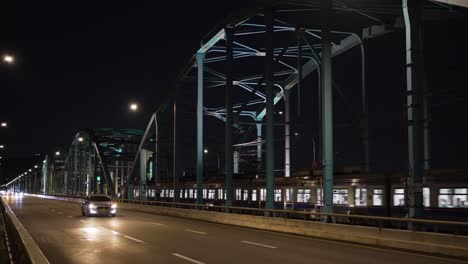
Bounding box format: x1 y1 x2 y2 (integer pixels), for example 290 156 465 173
114 198 468 234
0 196 50 264
30 193 468 235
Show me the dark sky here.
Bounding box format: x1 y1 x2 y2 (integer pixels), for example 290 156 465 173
1 1 468 182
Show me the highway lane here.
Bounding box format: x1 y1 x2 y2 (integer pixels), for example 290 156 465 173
3 194 467 264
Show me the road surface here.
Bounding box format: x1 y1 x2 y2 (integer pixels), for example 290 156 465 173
3 195 466 264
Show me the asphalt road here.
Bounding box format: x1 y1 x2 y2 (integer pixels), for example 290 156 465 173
3 195 466 264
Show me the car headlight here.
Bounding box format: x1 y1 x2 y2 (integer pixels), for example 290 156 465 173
111 203 117 209
89 204 96 209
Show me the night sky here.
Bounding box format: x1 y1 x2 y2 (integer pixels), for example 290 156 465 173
1 1 467 183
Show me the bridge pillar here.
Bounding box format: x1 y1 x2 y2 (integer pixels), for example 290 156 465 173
225 24 234 207
256 123 262 172
140 149 148 201
196 51 205 205
321 0 334 214
284 89 291 177
403 0 424 219
265 6 275 211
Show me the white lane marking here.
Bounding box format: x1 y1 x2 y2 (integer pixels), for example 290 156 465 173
67 216 73 219
80 220 87 223
123 235 144 243
172 253 206 264
185 229 206 235
97 227 121 235
50 209 55 212
57 212 63 215
150 222 165 226
242 240 277 249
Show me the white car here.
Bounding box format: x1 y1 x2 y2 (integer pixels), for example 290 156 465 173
81 195 117 217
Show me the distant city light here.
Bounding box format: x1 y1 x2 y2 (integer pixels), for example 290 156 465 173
278 111 283 115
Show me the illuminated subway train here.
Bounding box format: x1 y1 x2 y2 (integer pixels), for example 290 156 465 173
151 167 468 221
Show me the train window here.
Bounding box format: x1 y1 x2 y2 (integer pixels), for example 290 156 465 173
252 190 258 201
184 189 189 198
333 189 348 205
285 188 294 202
355 188 367 206
393 188 405 206
217 189 224 200
189 189 194 198
161 189 166 198
180 190 183 198
373 189 383 206
298 189 311 203
439 188 468 208
260 188 267 201
169 189 174 198
203 189 207 199
275 189 282 202
243 190 249 201
208 189 216 199
194 190 197 199
236 189 242 200
317 188 323 205
423 187 430 207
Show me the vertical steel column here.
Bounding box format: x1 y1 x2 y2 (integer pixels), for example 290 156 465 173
73 145 78 195
140 149 148 200
360 41 370 173
115 161 119 196
154 113 159 198
403 0 424 219
225 24 234 207
284 89 291 177
196 51 205 205
321 0 334 214
173 100 180 204
256 123 262 173
423 87 430 170
265 7 275 211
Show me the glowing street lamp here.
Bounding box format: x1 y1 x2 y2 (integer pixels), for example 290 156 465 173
78 137 84 142
55 151 60 156
0 145 4 149
129 103 138 112
204 149 208 154
1 122 7 127
34 165 38 169
3 55 14 64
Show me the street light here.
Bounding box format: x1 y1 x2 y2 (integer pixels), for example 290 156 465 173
1 122 7 127
0 145 4 149
129 103 138 112
204 149 208 154
78 137 84 142
55 151 60 156
2 55 14 64
34 165 38 169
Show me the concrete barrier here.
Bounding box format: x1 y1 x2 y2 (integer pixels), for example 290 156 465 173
0 197 50 264
118 202 468 259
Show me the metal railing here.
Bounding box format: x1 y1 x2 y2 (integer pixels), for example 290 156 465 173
114 198 468 235
0 196 50 264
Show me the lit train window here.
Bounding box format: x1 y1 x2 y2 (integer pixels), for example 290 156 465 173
285 188 294 202
189 189 194 198
275 189 282 202
260 189 266 201
217 189 223 200
355 188 367 206
169 189 174 198
439 188 468 208
373 189 383 206
203 189 207 199
243 190 249 201
252 190 257 201
161 189 165 198
423 187 430 207
393 188 405 206
333 189 348 205
208 189 216 199
236 189 242 200
184 189 189 198
298 189 311 203
316 188 323 205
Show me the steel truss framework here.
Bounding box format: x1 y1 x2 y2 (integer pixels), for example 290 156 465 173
4 1 467 220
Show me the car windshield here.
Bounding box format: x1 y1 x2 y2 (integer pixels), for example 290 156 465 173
89 196 111 202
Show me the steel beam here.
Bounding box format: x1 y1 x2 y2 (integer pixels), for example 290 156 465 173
225 24 234 207
403 0 424 219
196 51 205 205
265 6 275 211
321 0 334 214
